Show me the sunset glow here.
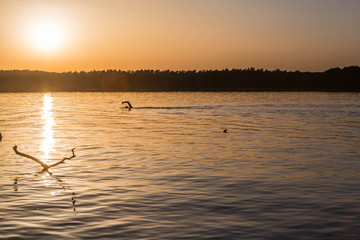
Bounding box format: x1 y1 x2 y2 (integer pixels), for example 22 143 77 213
1 0 359 71
1 1 359 239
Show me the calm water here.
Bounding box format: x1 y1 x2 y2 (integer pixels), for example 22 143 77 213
0 92 359 239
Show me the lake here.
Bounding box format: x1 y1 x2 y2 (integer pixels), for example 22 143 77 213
0 92 359 239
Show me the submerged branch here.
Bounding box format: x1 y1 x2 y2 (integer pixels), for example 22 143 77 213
13 145 76 171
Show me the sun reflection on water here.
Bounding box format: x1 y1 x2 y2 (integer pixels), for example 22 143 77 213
40 93 55 163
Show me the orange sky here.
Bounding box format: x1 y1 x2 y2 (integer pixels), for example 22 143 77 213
1 0 359 72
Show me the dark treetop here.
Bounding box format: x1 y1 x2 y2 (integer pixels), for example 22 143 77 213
0 66 359 92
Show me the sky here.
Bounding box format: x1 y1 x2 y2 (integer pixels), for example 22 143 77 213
1 0 359 72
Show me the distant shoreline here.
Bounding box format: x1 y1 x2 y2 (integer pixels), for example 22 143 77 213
0 90 359 93
1 66 359 92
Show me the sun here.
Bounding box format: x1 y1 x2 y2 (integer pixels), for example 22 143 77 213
31 22 64 52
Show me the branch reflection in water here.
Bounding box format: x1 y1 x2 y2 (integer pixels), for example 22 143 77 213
13 172 77 213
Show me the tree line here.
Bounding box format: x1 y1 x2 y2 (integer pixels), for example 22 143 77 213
0 66 359 92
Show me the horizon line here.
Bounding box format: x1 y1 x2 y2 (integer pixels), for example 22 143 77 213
1 65 359 74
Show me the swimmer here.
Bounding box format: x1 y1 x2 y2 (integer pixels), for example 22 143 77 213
122 101 133 109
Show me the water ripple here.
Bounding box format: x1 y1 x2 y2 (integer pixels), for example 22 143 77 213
1 92 360 239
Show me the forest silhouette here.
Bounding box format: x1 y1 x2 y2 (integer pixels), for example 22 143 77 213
0 66 359 92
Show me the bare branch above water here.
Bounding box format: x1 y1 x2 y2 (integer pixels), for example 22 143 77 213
13 145 76 172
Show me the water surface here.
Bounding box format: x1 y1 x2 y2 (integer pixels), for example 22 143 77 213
1 92 359 239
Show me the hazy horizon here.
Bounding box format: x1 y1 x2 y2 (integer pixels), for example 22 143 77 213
1 0 360 72
1 65 359 74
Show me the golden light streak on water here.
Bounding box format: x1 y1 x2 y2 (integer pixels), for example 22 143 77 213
40 93 55 163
